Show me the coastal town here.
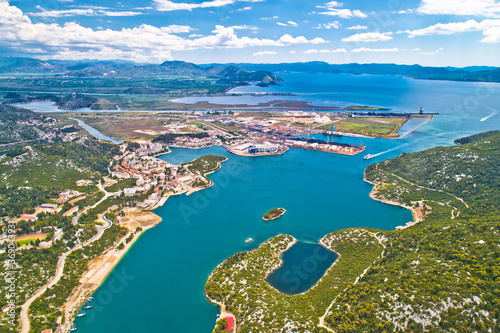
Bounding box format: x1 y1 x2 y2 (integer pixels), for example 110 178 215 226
0 129 227 333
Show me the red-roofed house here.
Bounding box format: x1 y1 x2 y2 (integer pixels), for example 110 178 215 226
41 329 53 333
225 316 234 332
62 206 79 217
20 214 37 221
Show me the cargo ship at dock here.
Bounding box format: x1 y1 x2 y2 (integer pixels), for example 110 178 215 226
285 138 365 156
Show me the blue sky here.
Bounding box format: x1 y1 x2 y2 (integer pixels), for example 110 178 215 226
1 0 500 66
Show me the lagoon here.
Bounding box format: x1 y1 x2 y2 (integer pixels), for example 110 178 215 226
266 241 338 295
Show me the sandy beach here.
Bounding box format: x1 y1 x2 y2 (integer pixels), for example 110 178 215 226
60 209 162 331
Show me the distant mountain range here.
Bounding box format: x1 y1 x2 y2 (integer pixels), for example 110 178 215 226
0 57 499 83
205 61 500 83
0 58 283 84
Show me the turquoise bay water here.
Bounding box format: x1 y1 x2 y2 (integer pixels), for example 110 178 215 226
266 241 338 295
74 74 500 333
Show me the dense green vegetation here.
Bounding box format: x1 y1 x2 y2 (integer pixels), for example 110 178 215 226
186 154 226 176
263 207 285 221
0 138 119 189
207 131 500 332
453 130 499 145
0 75 234 96
213 318 228 333
105 178 137 193
0 186 60 217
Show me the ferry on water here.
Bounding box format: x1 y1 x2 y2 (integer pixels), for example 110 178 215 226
363 154 376 160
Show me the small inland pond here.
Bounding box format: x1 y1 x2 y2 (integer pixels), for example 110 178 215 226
266 241 338 295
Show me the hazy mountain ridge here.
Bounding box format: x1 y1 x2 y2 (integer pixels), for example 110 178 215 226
0 58 283 83
2 57 498 83
205 61 500 83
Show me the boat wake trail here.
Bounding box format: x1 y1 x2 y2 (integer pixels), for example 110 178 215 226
481 106 498 122
371 142 411 158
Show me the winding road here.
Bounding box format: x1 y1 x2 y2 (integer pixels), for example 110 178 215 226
20 214 112 333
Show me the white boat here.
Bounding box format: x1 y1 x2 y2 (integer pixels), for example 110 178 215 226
83 305 92 310
245 237 254 243
363 154 376 160
76 310 86 317
69 327 77 331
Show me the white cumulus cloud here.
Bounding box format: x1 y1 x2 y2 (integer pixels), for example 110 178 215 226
0 2 327 62
277 21 298 27
342 32 393 42
419 47 444 55
315 21 340 29
253 50 277 56
346 25 367 30
153 0 263 12
352 47 399 52
304 48 346 53
417 0 500 18
28 6 144 17
317 1 367 19
400 19 500 43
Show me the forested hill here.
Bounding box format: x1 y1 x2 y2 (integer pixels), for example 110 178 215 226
0 139 119 189
329 132 500 332
366 131 500 216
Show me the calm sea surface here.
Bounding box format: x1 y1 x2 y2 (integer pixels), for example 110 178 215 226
68 73 500 332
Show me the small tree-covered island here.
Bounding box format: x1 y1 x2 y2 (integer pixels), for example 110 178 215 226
262 207 286 221
206 130 500 333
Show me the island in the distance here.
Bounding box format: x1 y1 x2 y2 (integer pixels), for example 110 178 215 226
263 207 286 221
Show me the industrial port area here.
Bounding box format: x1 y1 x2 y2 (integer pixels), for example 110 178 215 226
196 109 431 157
68 107 434 158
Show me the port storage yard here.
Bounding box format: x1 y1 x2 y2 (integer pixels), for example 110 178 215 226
226 138 365 157
285 138 365 156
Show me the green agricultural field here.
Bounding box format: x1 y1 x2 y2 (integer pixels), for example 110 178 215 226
16 233 49 246
334 116 407 137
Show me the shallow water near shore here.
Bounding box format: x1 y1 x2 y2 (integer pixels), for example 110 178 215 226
72 73 500 332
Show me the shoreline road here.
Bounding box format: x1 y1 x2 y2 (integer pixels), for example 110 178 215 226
20 215 112 333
